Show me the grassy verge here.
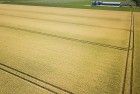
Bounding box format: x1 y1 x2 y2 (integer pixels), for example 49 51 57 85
0 0 140 11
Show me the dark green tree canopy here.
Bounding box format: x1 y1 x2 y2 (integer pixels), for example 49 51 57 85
133 0 140 6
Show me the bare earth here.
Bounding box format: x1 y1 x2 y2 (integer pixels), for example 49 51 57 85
0 4 131 94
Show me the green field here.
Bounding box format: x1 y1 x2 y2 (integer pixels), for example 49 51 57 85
0 0 140 11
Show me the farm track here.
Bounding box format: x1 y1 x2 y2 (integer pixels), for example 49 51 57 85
121 7 135 94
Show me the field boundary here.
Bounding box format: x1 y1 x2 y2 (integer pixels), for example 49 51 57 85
0 2 138 11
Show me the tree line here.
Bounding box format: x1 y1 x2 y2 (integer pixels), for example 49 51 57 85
133 0 140 6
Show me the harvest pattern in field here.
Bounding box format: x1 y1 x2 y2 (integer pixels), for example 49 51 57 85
0 4 132 94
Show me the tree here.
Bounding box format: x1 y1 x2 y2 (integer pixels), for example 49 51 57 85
133 0 140 6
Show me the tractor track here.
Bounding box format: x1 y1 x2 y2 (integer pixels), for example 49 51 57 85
121 6 135 94
130 7 135 94
0 24 128 51
0 63 74 94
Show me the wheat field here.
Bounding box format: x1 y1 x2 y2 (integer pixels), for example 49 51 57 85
0 4 132 94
